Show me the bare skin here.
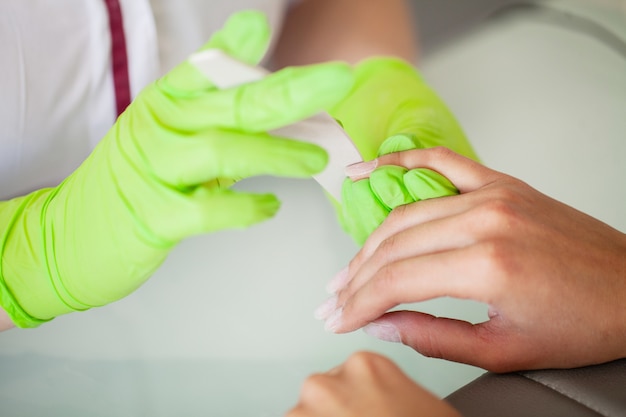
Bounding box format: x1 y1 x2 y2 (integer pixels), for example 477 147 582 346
286 351 461 417
273 0 418 67
320 148 626 373
0 309 12 331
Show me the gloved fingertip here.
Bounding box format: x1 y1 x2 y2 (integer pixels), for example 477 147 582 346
404 168 458 201
250 193 282 221
158 10 272 95
279 62 355 107
340 178 388 245
203 10 271 65
217 193 282 230
256 141 328 178
159 61 216 96
370 165 414 209
300 145 329 176
174 190 282 236
378 134 422 156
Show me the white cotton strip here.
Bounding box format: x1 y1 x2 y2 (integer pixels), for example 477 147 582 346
189 49 363 201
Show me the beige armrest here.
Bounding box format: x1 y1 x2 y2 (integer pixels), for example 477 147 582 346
446 359 626 417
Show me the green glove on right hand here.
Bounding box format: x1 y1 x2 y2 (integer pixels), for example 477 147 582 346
0 11 354 327
329 58 478 245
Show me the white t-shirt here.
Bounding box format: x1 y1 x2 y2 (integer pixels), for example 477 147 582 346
0 0 289 199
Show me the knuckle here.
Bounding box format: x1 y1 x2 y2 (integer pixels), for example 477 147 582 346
380 205 410 234
345 351 377 369
372 265 396 294
429 146 455 158
346 256 362 279
374 235 402 264
474 240 519 287
343 351 388 379
299 373 334 402
423 146 456 163
490 184 523 205
470 327 509 372
372 263 403 298
387 202 412 223
473 196 523 233
393 146 454 170
410 317 447 360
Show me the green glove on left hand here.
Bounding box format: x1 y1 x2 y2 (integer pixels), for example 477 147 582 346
0 11 354 327
328 57 479 245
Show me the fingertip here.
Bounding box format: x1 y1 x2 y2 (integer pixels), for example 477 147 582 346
340 178 388 245
325 266 350 294
323 307 344 333
377 134 421 156
375 147 492 193
362 321 402 343
223 10 269 35
344 159 378 180
205 10 271 65
369 165 414 209
403 168 458 201
300 144 329 176
255 139 328 178
247 193 282 223
207 191 282 231
280 62 355 109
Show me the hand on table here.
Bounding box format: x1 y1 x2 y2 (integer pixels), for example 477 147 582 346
317 147 626 372
286 351 460 417
0 11 354 328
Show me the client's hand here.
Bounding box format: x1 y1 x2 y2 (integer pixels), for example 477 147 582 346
318 147 626 372
286 351 460 417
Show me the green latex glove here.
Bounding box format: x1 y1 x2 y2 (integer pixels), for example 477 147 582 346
340 135 459 245
328 57 478 245
0 11 354 328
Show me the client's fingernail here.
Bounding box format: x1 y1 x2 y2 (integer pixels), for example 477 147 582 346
345 159 378 179
324 308 343 333
314 296 338 320
363 322 402 343
326 266 349 293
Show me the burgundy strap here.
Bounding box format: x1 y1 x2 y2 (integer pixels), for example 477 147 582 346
103 0 131 117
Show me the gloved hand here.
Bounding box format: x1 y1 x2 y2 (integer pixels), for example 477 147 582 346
328 58 478 245
0 11 354 328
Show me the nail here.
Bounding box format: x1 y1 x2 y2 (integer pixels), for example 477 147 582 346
363 322 402 343
314 296 338 320
326 266 349 294
345 159 378 179
324 307 343 333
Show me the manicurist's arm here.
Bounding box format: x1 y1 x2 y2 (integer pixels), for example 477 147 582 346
274 0 478 246
0 308 13 331
273 0 418 66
